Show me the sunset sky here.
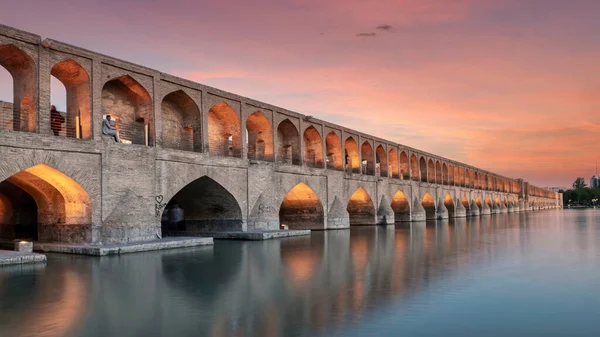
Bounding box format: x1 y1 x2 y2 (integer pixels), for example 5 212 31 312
1 0 599 187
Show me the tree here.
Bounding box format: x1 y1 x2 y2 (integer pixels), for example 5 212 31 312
573 177 587 189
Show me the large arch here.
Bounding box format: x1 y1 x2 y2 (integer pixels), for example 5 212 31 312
361 141 375 175
0 44 37 132
325 131 343 170
51 59 91 139
419 156 427 183
102 75 153 145
427 159 435 183
422 193 436 220
376 145 388 177
162 176 243 234
246 111 273 161
161 90 201 152
388 148 399 179
461 195 470 213
277 119 301 165
303 126 323 168
435 161 442 184
410 154 419 181
400 151 409 180
347 187 376 225
0 164 92 243
444 194 455 218
344 137 360 173
279 182 325 230
391 190 410 222
208 102 241 157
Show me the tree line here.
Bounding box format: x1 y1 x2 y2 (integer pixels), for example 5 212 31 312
560 177 600 206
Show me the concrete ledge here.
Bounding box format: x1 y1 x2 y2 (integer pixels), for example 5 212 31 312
0 250 47 266
33 237 213 256
167 230 311 241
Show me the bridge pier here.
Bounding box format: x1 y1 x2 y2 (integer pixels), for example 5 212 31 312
469 200 480 217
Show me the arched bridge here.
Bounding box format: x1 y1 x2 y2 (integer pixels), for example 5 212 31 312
0 24 561 245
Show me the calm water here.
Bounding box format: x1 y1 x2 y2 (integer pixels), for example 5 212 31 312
1 210 600 337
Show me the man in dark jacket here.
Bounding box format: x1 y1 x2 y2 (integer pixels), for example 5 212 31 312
50 105 65 136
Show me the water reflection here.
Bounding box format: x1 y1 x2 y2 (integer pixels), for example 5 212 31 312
1 210 600 337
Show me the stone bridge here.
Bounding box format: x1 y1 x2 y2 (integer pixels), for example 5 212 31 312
0 24 560 245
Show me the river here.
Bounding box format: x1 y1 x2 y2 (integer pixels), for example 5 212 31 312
1 209 599 337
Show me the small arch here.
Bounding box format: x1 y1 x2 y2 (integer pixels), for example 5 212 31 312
0 44 37 132
376 145 388 177
161 90 201 152
422 193 436 220
444 194 455 217
427 159 435 183
246 111 273 161
361 141 375 175
388 148 399 179
410 154 419 181
419 157 427 183
461 195 470 212
442 163 448 185
347 187 376 225
277 119 301 165
465 169 471 187
448 164 454 185
51 59 91 139
303 126 323 168
435 161 442 184
162 176 243 235
344 136 360 173
476 196 482 209
454 166 459 186
400 151 409 180
391 190 410 222
102 75 153 145
459 167 465 187
325 131 343 170
279 182 325 230
208 102 241 157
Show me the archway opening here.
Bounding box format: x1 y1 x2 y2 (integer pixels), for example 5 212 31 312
0 164 91 243
376 145 387 177
162 90 201 152
410 154 419 181
422 193 436 220
277 119 301 165
459 168 465 187
344 137 360 174
442 163 448 185
208 102 240 157
361 141 375 175
435 161 442 184
51 59 91 139
162 176 243 235
476 197 482 209
391 190 410 222
461 196 470 212
246 111 273 161
279 182 324 230
347 187 375 225
389 149 399 179
102 75 153 145
454 166 459 185
303 126 323 168
419 157 427 183
325 131 342 170
427 159 435 183
486 196 492 207
400 151 409 180
0 44 37 133
448 164 454 186
465 169 471 188
444 194 454 218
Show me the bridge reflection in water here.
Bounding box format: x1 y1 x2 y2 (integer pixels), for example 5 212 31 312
2 210 599 337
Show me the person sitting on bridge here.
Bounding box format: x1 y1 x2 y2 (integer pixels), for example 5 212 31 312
102 115 121 143
50 105 65 136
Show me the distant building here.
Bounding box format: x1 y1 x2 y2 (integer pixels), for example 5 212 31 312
547 187 566 192
591 176 599 189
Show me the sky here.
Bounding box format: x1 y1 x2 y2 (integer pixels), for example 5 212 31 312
1 0 599 188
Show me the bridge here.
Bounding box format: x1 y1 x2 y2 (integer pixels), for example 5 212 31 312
0 24 560 245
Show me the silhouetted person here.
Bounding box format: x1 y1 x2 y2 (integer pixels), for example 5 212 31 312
169 203 185 231
102 115 121 142
50 105 65 136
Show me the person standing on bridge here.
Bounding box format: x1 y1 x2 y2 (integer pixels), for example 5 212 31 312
50 105 65 136
102 115 121 143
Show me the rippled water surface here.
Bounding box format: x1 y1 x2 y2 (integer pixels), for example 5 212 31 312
2 209 600 337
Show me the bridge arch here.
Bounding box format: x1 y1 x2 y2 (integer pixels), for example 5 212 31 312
410 154 419 181
102 75 153 146
246 111 273 161
461 195 470 213
459 167 465 187
0 44 37 132
435 161 442 184
465 169 471 187
454 166 459 185
448 164 454 185
51 59 91 139
427 159 435 183
344 136 360 173
391 190 410 222
400 151 409 180
303 126 323 168
277 119 301 165
389 148 399 179
376 145 388 177
162 176 243 235
347 187 376 225
161 90 201 152
444 194 455 217
0 164 92 243
419 156 427 182
325 131 342 170
361 141 375 175
208 102 241 157
422 193 436 220
442 163 448 185
279 182 325 230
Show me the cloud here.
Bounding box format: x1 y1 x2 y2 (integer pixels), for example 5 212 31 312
356 32 376 37
375 24 394 31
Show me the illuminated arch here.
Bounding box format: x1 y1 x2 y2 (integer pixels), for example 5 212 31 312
325 131 343 170
279 182 324 230
361 141 375 175
391 190 410 222
347 187 376 225
427 159 435 183
0 44 37 132
344 136 360 173
400 151 409 180
422 193 436 220
444 194 455 217
303 126 323 168
277 119 301 165
419 157 427 183
376 145 388 177
161 90 201 152
51 59 91 139
208 102 241 157
246 111 273 161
